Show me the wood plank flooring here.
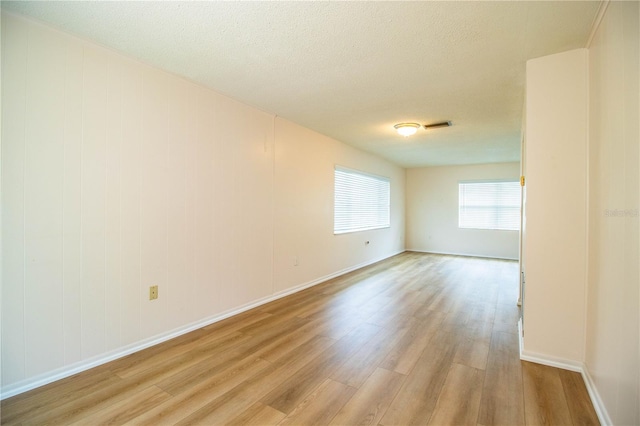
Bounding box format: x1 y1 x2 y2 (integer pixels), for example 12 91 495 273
1 252 600 425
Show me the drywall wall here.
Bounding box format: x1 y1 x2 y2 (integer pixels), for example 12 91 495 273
522 48 588 363
273 119 405 293
0 12 405 396
586 1 639 424
406 163 520 260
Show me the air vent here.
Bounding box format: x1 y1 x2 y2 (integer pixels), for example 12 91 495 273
424 121 452 129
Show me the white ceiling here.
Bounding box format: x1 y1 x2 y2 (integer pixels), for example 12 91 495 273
2 1 601 168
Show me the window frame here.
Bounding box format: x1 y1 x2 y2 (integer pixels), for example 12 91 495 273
334 165 391 235
458 179 521 231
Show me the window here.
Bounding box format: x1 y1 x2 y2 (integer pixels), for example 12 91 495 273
334 166 390 234
458 180 521 231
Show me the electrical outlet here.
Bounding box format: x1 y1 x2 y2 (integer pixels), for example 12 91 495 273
149 285 158 300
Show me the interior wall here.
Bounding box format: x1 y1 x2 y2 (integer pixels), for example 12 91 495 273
523 48 588 363
586 1 639 424
0 12 405 395
273 118 405 293
406 163 520 260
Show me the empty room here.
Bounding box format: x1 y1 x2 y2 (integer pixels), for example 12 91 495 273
1 1 638 425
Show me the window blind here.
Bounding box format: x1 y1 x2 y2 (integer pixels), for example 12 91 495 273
458 181 521 231
334 167 390 234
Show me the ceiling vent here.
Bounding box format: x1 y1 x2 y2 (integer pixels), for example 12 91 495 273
424 121 452 129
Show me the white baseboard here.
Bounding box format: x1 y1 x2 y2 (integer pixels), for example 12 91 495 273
406 249 518 261
1 250 405 400
519 350 584 372
517 319 612 425
580 366 612 426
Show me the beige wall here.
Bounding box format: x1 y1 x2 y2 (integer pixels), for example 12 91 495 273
406 163 520 260
523 48 588 363
0 12 405 395
274 119 405 293
523 3 639 423
586 1 639 424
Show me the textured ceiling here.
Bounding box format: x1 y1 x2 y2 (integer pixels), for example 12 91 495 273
2 1 601 167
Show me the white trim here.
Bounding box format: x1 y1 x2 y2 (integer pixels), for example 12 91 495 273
334 164 390 182
518 318 524 355
586 0 610 48
406 249 518 261
583 5 612 423
0 250 405 400
458 178 519 184
581 366 613 426
517 319 612 425
519 349 583 372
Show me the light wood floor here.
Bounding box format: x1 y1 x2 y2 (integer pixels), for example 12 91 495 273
1 252 599 425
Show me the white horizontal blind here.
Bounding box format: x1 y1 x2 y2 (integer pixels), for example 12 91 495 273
459 181 521 231
334 167 390 234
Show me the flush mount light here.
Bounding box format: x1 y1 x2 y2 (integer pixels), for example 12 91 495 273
394 123 421 137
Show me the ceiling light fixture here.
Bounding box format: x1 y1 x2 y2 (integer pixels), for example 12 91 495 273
394 123 421 137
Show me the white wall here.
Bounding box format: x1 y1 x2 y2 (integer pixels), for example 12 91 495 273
0 12 405 396
522 49 588 363
586 1 639 424
406 163 520 260
273 119 405 293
